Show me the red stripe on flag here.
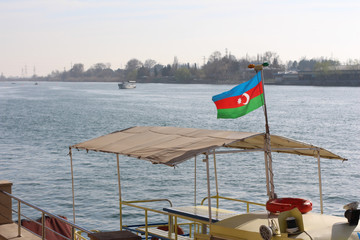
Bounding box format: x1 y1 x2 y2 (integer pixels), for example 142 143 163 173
214 81 263 109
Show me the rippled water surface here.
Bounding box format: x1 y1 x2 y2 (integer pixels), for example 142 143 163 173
0 81 359 230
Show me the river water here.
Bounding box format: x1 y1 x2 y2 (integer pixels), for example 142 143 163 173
0 81 359 231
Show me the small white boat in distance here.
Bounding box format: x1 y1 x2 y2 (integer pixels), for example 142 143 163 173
118 81 136 89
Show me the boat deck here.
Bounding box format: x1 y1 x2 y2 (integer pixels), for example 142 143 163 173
0 223 41 240
211 211 360 240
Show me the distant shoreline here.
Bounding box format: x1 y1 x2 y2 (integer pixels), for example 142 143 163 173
1 78 359 87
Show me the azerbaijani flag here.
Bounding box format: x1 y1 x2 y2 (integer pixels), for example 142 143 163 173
212 72 264 119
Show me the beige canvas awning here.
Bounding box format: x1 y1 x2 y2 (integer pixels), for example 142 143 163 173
70 126 346 166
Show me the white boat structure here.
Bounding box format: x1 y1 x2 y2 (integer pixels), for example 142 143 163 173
118 80 136 89
69 126 360 240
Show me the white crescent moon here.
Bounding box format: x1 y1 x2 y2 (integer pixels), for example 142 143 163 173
243 93 250 105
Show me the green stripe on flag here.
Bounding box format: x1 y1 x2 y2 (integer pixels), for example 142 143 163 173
217 94 264 119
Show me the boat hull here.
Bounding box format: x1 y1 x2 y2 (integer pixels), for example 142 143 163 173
118 81 136 89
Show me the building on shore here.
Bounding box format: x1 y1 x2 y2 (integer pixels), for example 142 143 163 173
273 67 360 86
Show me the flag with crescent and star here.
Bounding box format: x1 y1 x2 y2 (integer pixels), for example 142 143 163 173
212 72 264 119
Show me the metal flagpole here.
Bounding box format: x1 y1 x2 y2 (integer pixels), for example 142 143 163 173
250 63 276 199
263 140 270 198
261 69 276 200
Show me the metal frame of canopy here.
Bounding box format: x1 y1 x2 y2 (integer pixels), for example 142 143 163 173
68 126 347 230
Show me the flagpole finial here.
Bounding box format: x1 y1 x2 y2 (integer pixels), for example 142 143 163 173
248 62 269 73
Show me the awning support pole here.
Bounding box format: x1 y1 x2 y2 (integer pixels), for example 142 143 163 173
213 151 219 208
194 156 197 206
317 149 324 214
116 154 123 230
69 147 76 224
204 153 212 230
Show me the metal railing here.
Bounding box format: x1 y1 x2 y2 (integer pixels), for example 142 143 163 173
121 199 205 240
200 195 266 213
121 197 263 240
0 189 93 240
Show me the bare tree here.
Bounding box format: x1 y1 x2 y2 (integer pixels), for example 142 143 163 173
70 63 84 77
125 59 143 80
144 59 157 69
208 51 222 62
126 59 143 71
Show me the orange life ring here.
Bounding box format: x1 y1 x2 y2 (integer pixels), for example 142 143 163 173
266 198 312 214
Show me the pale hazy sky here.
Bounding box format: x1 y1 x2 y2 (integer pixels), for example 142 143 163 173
1 0 359 77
